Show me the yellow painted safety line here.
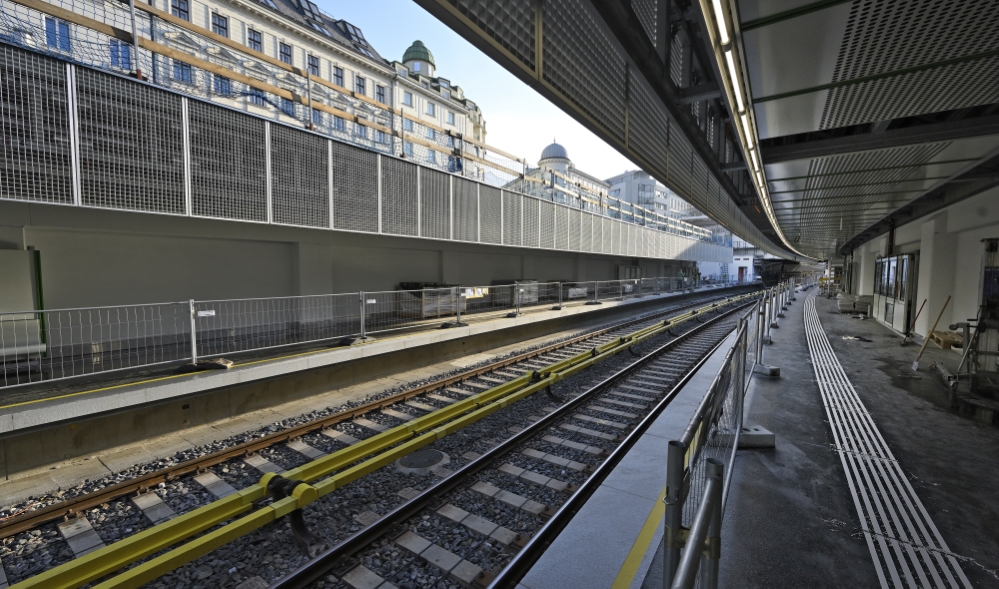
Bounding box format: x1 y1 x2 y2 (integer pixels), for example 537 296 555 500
11 293 758 589
611 482 670 589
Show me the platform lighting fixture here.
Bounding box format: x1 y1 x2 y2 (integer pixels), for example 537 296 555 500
740 113 754 149
709 0 812 260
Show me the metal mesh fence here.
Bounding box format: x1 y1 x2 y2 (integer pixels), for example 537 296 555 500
1 302 190 386
1 276 732 387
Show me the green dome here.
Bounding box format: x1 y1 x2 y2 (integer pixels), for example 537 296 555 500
403 40 435 67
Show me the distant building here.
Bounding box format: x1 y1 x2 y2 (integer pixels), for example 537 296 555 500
605 170 690 220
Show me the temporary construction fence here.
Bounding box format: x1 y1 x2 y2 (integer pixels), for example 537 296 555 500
0 276 748 388
663 282 791 588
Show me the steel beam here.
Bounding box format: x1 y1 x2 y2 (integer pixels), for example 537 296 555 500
762 115 999 164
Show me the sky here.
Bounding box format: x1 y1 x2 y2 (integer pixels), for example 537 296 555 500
319 0 636 180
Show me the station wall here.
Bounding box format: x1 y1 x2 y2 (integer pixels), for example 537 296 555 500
852 184 999 338
0 201 697 311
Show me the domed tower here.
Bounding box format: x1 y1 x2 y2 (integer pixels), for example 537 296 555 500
538 141 571 175
403 40 435 77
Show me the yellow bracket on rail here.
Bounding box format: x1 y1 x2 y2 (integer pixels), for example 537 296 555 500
11 292 759 589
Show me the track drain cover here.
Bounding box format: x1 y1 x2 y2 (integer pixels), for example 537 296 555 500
396 449 450 474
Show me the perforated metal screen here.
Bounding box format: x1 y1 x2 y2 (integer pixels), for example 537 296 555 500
454 176 478 242
523 196 540 248
189 100 267 222
331 142 378 233
76 68 185 214
502 190 522 246
480 185 502 244
0 45 73 204
420 167 451 240
381 156 419 237
271 125 329 228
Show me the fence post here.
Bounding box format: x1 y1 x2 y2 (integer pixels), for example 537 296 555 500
454 286 462 325
188 299 198 365
587 281 601 305
700 459 725 589
359 291 366 340
663 440 686 587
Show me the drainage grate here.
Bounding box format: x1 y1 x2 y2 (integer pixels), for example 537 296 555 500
803 293 971 588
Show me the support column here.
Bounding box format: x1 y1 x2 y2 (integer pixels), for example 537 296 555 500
913 212 956 338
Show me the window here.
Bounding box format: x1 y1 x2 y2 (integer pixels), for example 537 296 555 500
213 74 231 94
279 42 292 65
247 29 262 52
428 151 436 164
405 142 414 157
248 87 264 106
403 91 413 106
309 21 330 36
171 0 189 21
427 128 436 141
397 67 407 76
256 0 277 8
447 111 455 125
333 66 343 87
333 116 345 131
109 39 131 70
442 90 450 100
413 62 421 72
355 122 367 139
211 13 228 38
447 136 454 148
281 98 294 115
376 130 386 144
307 55 319 76
426 102 435 116
355 75 365 95
376 85 385 104
312 109 323 125
45 18 70 51
403 119 413 132
302 0 322 19
173 59 191 83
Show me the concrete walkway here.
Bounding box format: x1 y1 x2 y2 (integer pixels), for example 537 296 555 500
717 292 999 588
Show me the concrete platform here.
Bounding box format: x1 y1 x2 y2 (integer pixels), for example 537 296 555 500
715 293 999 588
517 328 742 589
0 285 748 486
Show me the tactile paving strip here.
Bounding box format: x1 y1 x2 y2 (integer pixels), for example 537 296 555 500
803 292 971 589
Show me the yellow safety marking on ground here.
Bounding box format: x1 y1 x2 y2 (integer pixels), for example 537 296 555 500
610 482 670 588
9 294 758 589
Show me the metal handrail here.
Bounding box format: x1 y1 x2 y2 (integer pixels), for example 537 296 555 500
671 459 724 589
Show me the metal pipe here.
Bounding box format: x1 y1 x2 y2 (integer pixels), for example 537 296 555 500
128 0 139 77
671 462 722 589
188 299 197 365
699 459 725 589
358 291 366 340
663 440 686 587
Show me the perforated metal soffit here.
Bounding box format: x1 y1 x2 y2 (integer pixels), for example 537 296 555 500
440 0 794 259
760 0 999 259
821 0 999 129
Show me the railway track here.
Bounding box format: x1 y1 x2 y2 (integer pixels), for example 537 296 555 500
271 298 751 589
0 289 757 588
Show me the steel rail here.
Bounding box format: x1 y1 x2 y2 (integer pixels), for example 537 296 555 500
0 291 741 540
488 311 745 588
271 301 753 589
11 293 759 589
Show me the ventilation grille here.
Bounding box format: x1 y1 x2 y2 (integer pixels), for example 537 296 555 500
446 0 535 69
580 211 593 251
540 200 556 249
821 0 999 128
543 0 626 142
76 68 184 214
272 125 328 228
0 45 73 204
420 168 451 240
480 185 502 244
568 208 581 250
189 101 267 222
454 177 478 242
503 190 522 246
331 142 378 233
381 157 419 237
